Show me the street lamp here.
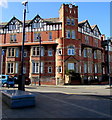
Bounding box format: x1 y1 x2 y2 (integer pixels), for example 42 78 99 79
18 1 28 91
38 34 41 86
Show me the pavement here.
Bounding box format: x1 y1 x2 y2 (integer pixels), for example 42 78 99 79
1 84 112 119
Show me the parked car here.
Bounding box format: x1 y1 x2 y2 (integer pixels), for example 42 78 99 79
0 75 9 86
0 75 14 87
13 76 31 85
7 76 15 87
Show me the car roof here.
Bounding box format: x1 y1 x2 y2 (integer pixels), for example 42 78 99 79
0 75 9 77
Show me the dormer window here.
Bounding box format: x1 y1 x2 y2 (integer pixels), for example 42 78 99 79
32 22 40 29
9 24 16 30
94 30 99 37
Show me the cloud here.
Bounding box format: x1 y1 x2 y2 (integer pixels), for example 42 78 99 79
0 0 7 8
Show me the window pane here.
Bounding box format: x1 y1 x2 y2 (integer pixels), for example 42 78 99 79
16 48 19 57
68 63 74 70
12 48 15 56
49 32 52 40
72 30 75 39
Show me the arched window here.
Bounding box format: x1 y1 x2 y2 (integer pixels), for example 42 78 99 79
67 45 75 55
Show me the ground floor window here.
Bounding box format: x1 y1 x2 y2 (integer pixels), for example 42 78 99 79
32 62 43 73
68 63 74 70
7 62 14 74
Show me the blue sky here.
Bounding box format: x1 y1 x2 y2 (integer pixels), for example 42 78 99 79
2 2 110 38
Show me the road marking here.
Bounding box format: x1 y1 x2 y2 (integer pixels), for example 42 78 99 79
27 88 111 118
39 93 111 118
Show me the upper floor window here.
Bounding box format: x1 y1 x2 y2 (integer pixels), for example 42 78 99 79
32 46 44 56
16 48 19 57
9 24 19 31
10 34 17 42
85 35 89 44
71 30 76 39
9 25 16 30
71 19 75 25
25 34 27 42
48 49 53 56
66 30 71 39
24 51 27 57
66 18 71 25
57 48 62 55
57 66 62 73
49 32 52 40
32 22 40 29
84 49 87 58
8 48 15 57
48 66 52 73
83 25 90 33
94 30 99 37
68 46 75 55
34 33 41 42
94 39 98 47
94 51 97 59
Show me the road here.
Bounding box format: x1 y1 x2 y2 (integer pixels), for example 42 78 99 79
1 85 112 119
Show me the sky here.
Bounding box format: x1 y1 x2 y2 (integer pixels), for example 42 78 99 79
1 2 110 38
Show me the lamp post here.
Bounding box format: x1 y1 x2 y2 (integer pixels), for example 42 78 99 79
39 34 41 86
107 40 111 88
18 1 28 91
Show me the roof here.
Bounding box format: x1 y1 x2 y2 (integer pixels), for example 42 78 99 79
44 18 60 23
78 20 88 27
91 25 96 29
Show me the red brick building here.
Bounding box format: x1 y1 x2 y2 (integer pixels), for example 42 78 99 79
0 3 106 85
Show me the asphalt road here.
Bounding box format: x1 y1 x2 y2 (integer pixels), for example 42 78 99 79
1 86 112 119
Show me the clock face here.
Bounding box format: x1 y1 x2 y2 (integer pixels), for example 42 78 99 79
69 4 72 8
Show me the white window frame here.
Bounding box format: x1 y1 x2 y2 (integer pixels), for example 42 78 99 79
66 30 71 39
24 51 27 57
8 48 15 57
7 62 14 74
49 32 52 40
84 49 87 58
48 66 52 73
48 49 53 56
10 34 17 42
34 33 41 41
68 63 74 70
68 46 75 55
57 48 62 55
71 19 75 26
66 18 71 25
57 66 62 73
84 63 87 73
32 62 43 73
15 62 18 73
32 46 44 56
71 30 76 39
